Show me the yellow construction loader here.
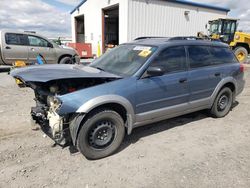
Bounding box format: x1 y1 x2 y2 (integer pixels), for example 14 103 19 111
200 18 250 63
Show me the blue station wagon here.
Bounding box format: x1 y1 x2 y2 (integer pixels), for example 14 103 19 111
11 37 245 159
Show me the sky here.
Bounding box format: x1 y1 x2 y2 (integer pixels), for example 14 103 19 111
0 0 249 38
0 0 82 38
188 0 250 32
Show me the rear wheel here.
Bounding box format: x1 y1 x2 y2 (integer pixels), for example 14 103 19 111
77 109 125 159
234 47 248 63
210 87 233 118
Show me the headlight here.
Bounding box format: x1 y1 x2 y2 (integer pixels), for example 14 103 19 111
49 85 59 93
72 49 79 56
235 35 240 40
15 78 23 85
47 96 62 110
53 97 62 110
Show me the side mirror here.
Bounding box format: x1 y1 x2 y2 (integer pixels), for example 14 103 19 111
146 66 165 77
48 43 53 48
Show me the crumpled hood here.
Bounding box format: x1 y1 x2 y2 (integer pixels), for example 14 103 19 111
10 64 121 82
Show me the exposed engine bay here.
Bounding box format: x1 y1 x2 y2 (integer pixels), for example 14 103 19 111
26 77 117 146
10 64 121 146
31 78 115 105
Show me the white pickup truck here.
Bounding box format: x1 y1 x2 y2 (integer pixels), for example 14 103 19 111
0 30 80 65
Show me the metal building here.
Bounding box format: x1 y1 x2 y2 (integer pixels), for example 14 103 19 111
70 0 230 55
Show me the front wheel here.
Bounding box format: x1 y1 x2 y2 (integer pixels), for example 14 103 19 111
77 109 125 159
210 87 233 118
59 56 73 64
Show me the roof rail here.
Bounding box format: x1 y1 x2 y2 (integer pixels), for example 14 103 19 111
134 36 169 40
169 36 220 41
134 36 221 42
169 36 198 40
24 31 36 34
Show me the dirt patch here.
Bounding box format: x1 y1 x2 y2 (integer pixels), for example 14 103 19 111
0 70 250 188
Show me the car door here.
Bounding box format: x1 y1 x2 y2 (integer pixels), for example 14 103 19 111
187 45 222 106
27 35 56 64
135 46 189 122
2 33 29 65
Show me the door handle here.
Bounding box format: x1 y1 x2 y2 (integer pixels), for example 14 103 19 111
5 46 11 49
214 72 221 77
179 78 187 83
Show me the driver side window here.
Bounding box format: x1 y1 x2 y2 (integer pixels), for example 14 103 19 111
28 35 49 47
150 46 187 74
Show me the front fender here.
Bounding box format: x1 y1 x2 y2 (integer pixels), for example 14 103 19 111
69 95 135 145
76 95 136 133
77 95 134 115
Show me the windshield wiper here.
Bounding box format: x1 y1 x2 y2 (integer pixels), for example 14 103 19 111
94 66 105 71
92 66 122 77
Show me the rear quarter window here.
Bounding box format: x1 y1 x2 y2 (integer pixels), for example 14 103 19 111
209 47 237 64
5 33 28 45
187 46 211 68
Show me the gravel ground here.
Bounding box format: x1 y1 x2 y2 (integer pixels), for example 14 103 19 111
0 68 250 188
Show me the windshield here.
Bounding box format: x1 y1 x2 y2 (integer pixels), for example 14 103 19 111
209 20 222 35
222 20 236 35
90 44 157 76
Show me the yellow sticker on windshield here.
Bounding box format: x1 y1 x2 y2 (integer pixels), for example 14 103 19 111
138 50 152 57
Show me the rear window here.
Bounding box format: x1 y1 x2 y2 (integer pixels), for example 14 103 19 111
209 47 237 64
5 33 28 45
187 46 211 68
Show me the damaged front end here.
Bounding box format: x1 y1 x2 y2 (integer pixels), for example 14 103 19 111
30 96 69 146
10 64 121 146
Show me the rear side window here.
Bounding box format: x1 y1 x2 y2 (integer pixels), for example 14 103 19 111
187 46 211 68
5 33 28 45
151 46 186 73
209 47 237 64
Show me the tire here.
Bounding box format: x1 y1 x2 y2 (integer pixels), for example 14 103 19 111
77 109 125 159
210 87 233 118
59 56 73 64
234 47 248 63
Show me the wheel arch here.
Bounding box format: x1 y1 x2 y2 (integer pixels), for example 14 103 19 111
234 43 250 53
57 54 73 64
223 82 236 94
211 78 237 106
70 95 135 145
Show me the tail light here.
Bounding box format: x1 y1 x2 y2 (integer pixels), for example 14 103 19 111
240 64 245 73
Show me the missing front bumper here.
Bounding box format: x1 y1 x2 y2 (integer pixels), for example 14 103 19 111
30 106 71 147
